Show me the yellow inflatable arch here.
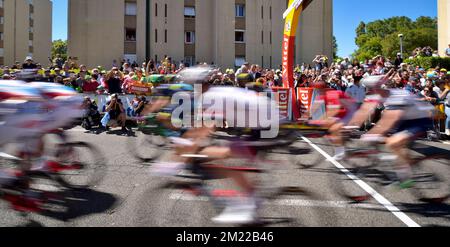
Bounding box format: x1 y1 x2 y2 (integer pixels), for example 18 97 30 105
282 0 313 120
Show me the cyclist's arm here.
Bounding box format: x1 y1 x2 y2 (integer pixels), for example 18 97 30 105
347 101 378 127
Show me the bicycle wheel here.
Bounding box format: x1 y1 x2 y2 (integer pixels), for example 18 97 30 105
27 172 73 221
134 178 217 227
334 151 378 202
288 138 327 169
127 131 167 163
410 156 450 203
54 142 106 190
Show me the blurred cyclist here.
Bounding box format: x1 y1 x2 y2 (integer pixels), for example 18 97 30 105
309 79 359 160
358 76 434 187
150 66 279 224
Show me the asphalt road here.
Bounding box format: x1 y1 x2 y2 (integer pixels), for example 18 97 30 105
1 126 449 227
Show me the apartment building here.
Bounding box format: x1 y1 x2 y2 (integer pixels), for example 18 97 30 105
68 0 333 69
0 0 52 66
438 0 449 57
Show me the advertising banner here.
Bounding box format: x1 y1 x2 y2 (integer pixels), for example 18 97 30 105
271 87 292 119
297 87 314 119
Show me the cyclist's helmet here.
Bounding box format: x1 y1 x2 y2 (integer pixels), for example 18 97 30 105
236 73 253 87
153 83 194 98
177 65 216 85
361 75 387 89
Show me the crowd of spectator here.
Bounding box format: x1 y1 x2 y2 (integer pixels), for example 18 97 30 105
1 53 450 136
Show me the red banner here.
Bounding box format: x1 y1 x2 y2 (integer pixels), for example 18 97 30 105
129 84 152 96
297 88 314 119
272 87 291 118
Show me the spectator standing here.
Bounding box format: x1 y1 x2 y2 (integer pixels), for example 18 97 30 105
346 75 366 105
446 44 450 57
105 67 124 94
22 57 37 69
394 53 403 68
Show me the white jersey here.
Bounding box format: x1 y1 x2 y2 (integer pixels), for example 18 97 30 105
384 89 434 120
0 81 46 146
201 87 279 129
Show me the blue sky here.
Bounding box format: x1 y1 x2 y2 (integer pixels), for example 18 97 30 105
52 0 437 57
334 0 437 57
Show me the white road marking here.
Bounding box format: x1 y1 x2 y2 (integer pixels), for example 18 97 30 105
300 136 421 227
168 193 385 210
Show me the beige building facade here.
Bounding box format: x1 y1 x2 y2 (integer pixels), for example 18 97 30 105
0 0 52 66
438 0 449 57
68 0 333 69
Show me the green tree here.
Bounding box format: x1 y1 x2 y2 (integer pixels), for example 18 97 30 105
333 36 338 60
51 39 68 61
353 16 437 61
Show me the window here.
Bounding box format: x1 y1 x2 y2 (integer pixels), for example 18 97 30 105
125 2 137 16
261 31 264 44
184 56 195 67
155 29 158 43
270 31 272 44
28 40 33 46
262 56 264 67
270 6 272 19
235 4 245 17
261 6 264 19
270 56 272 68
235 30 245 43
184 6 195 18
0 0 3 8
124 54 137 64
165 4 167 17
155 55 158 63
235 56 246 67
0 17 3 25
0 32 3 40
155 3 157 16
125 29 136 41
0 48 3 57
164 29 167 43
29 27 33 33
185 31 195 44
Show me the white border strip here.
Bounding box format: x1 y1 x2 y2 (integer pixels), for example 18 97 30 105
300 136 421 227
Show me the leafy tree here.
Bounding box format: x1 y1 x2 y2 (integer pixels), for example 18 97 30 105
352 16 437 61
333 36 338 60
51 39 68 61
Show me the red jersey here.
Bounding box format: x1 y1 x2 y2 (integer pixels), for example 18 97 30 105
320 90 355 119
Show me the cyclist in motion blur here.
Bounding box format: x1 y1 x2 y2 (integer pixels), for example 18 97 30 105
142 66 280 224
354 75 434 187
0 79 85 209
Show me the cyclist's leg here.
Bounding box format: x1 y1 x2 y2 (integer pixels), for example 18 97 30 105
386 131 414 181
200 146 255 196
386 118 432 183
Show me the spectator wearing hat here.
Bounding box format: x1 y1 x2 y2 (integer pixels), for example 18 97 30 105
22 57 37 69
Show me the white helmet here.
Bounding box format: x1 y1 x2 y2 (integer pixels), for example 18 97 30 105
361 75 387 89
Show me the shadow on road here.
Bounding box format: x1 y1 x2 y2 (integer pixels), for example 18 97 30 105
41 188 119 222
397 202 450 220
